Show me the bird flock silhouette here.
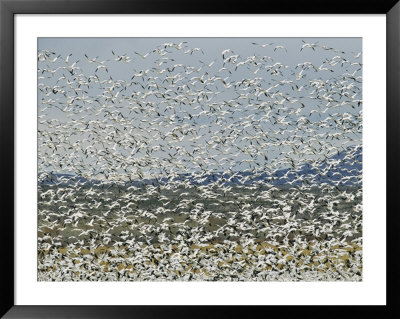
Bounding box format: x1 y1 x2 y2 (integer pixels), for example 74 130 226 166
38 39 362 281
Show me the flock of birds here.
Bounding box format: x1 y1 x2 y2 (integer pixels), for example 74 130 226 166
37 39 362 281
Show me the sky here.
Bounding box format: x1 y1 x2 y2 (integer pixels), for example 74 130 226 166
37 38 362 181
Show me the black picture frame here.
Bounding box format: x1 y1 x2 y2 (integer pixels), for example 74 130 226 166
1 0 398 318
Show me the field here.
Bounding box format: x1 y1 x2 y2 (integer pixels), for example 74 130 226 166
38 184 362 281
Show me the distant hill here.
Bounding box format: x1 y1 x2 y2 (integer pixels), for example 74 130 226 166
38 173 91 186
38 146 362 187
270 145 361 186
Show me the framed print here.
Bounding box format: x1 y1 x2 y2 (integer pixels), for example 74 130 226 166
1 0 398 318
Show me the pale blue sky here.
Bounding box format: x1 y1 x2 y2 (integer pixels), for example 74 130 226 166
38 38 362 180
